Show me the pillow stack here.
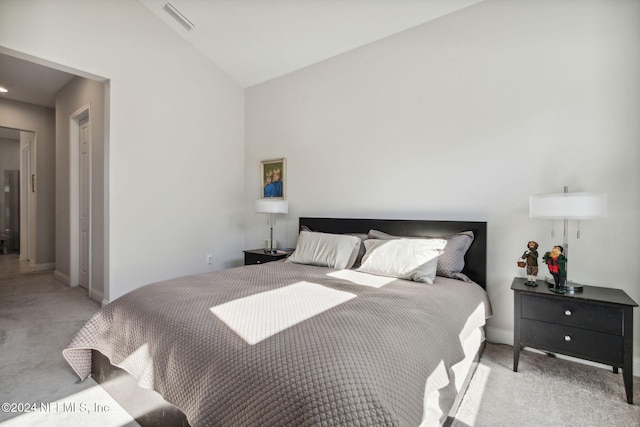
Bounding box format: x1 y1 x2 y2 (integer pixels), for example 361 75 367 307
287 227 475 284
367 230 474 282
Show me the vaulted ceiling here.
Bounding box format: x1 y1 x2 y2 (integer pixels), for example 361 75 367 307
0 0 482 108
139 0 482 87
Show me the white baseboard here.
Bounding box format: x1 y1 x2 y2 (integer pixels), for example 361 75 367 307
32 262 55 272
486 326 513 346
53 270 106 305
53 270 70 285
89 288 104 304
487 326 640 378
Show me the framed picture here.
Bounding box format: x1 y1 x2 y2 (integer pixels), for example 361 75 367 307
260 158 286 199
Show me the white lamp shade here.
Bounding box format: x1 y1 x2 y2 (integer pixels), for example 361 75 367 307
255 199 288 214
529 192 607 219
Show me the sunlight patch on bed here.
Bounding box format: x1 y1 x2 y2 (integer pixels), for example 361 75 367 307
452 303 486 391
420 360 450 426
451 363 491 426
211 281 356 345
326 269 396 288
0 383 136 426
421 303 488 426
116 342 154 389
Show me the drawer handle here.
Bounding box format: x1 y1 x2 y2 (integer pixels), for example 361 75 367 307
256 260 261 264
564 335 572 342
564 310 572 316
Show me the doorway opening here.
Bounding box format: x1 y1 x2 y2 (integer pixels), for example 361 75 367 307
0 127 35 265
0 48 109 303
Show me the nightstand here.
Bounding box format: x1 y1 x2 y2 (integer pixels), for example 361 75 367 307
511 277 638 403
243 249 291 265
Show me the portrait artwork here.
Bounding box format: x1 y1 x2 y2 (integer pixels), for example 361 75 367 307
261 158 286 199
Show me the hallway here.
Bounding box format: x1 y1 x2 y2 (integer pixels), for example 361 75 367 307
0 254 32 276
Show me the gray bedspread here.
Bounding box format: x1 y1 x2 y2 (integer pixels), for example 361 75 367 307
64 261 491 426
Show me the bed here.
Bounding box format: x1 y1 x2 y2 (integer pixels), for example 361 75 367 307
64 217 491 426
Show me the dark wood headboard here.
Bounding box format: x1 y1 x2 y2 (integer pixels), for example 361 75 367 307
299 217 487 289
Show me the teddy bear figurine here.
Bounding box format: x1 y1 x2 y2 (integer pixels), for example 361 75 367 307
519 241 539 287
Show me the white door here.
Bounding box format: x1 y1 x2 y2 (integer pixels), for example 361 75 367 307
79 117 91 289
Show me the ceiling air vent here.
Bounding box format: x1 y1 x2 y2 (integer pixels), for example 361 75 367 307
163 3 195 31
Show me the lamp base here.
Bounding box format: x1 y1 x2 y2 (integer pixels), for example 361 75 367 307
546 281 584 294
263 249 277 254
565 284 584 293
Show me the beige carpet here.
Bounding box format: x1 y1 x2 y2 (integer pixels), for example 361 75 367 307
0 255 138 426
451 343 640 426
1 254 639 426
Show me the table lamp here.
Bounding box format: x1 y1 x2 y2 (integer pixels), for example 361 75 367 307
255 199 288 254
529 186 607 293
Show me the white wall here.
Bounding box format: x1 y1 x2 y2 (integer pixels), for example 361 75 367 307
246 0 640 361
55 76 107 301
0 0 245 300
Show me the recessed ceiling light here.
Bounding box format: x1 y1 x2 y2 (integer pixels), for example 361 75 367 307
0 87 8 93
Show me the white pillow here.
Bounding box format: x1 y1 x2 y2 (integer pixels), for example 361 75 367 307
357 238 447 284
287 231 361 269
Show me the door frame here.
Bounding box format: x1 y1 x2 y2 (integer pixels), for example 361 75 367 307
69 104 91 291
19 131 35 262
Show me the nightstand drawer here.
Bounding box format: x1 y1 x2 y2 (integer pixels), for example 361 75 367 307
522 294 622 335
521 318 623 365
243 249 290 266
245 252 269 265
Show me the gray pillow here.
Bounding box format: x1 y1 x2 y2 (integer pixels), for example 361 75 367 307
300 226 367 268
367 229 474 281
287 231 361 269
